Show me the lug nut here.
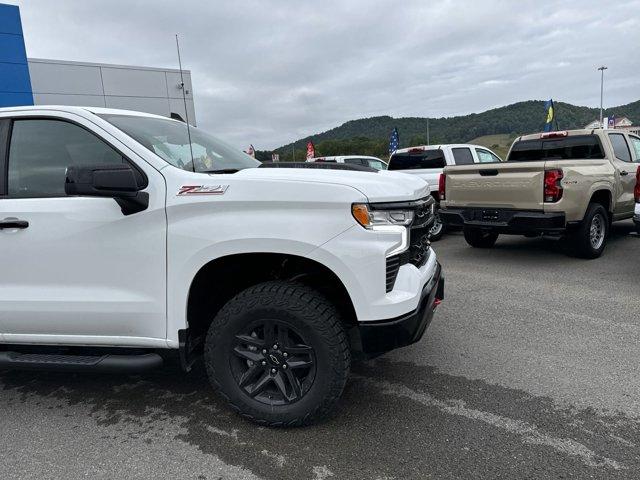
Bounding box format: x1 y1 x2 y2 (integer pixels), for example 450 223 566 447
283 352 288 358
271 368 277 374
283 364 288 370
262 349 267 354
272 344 278 350
261 361 267 366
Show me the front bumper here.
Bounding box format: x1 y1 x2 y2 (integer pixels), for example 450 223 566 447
356 262 444 357
440 207 566 234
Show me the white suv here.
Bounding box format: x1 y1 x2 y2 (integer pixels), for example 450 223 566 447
0 106 444 426
388 144 503 240
308 155 388 170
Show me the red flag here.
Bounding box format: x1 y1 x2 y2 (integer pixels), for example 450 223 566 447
306 141 315 159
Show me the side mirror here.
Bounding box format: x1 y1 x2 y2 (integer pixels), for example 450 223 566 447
65 164 148 215
65 164 140 197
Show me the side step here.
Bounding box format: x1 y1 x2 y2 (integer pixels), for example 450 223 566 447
0 351 163 373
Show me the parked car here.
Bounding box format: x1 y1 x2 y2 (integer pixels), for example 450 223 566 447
0 105 444 427
440 129 640 258
308 155 387 170
388 144 503 240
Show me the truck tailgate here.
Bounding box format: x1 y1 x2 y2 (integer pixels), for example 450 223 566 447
444 162 545 210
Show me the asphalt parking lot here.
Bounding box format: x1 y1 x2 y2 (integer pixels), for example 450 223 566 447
1 222 639 480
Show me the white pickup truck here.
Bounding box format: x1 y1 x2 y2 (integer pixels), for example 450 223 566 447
388 144 503 240
0 106 444 426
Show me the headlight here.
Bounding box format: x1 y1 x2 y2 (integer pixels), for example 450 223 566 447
352 203 414 229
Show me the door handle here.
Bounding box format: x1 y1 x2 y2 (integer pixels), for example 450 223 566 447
0 218 29 229
620 170 629 176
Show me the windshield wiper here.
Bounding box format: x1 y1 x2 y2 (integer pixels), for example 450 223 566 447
201 169 240 174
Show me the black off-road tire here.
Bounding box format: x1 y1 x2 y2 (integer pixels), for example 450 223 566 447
567 203 609 259
463 227 499 248
204 281 350 427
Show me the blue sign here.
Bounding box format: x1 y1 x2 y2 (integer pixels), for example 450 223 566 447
0 3 33 107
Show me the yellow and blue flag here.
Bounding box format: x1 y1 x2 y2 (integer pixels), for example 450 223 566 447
543 99 555 132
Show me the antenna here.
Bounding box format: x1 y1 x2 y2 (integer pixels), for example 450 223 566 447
175 34 195 172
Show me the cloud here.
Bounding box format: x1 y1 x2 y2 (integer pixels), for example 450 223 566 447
9 0 640 149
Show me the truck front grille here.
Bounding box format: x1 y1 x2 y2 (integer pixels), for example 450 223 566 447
386 255 401 292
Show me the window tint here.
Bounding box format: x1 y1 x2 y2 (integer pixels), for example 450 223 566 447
609 134 631 162
452 148 474 165
626 136 640 161
388 150 446 170
8 119 126 198
476 148 501 163
344 158 365 166
508 135 605 162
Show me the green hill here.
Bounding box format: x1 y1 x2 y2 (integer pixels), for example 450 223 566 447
266 99 640 161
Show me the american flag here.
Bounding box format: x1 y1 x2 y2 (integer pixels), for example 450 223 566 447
388 127 399 154
306 141 315 159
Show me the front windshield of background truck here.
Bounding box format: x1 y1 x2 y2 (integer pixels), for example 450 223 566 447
508 135 605 162
99 114 260 172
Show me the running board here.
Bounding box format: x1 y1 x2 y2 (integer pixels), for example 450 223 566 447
0 351 163 373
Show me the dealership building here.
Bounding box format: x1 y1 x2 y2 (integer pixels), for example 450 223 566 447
0 3 196 124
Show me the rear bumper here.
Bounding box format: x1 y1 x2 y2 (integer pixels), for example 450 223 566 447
356 262 444 357
440 207 566 234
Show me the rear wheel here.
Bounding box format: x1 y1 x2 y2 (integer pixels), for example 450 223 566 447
567 203 608 259
204 281 350 427
463 228 499 248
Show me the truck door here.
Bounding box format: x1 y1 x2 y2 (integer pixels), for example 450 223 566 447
0 114 167 345
608 133 636 217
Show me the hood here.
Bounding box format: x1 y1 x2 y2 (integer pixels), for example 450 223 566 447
234 168 430 203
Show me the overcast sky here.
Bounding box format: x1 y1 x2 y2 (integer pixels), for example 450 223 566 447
9 0 640 149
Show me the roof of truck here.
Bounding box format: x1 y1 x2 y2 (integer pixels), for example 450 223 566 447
517 129 625 141
0 105 176 122
392 144 486 154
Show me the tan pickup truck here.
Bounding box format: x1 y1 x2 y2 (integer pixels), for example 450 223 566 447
440 129 640 258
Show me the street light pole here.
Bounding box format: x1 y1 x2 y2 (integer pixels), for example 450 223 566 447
598 66 607 128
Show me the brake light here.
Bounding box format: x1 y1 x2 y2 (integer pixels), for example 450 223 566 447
438 173 446 201
408 147 424 154
635 166 640 202
540 131 568 139
544 169 563 203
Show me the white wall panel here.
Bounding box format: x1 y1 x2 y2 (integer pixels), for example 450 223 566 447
29 61 103 95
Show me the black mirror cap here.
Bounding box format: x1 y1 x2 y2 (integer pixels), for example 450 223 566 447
65 164 140 198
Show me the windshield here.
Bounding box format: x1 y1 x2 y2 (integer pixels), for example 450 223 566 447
99 114 260 172
508 135 605 162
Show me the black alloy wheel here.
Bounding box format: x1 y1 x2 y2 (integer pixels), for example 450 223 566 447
231 320 316 405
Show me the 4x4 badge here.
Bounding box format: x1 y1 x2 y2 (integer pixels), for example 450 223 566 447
177 185 229 196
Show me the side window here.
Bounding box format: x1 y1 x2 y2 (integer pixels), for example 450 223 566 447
629 136 640 162
476 148 501 163
8 119 126 198
608 133 632 163
344 158 365 166
366 159 385 170
452 147 474 165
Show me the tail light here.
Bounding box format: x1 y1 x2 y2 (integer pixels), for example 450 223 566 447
438 173 446 201
544 169 563 203
635 166 640 202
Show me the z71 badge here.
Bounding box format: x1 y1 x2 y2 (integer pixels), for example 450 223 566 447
177 185 229 196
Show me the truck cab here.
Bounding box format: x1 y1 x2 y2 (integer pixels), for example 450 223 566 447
0 106 444 426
